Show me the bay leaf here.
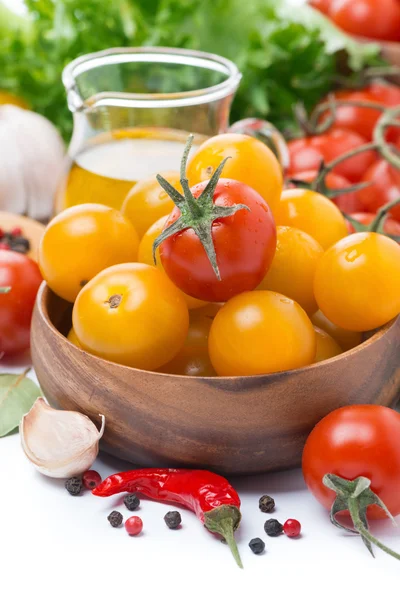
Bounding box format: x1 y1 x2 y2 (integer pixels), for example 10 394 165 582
0 369 41 437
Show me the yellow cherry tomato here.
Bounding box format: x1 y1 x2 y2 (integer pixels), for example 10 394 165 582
138 215 207 310
258 226 323 314
158 314 216 376
73 263 189 370
275 189 348 250
121 171 181 239
208 290 316 376
0 91 29 108
39 204 139 303
67 327 82 348
313 326 342 363
186 133 283 214
314 232 400 331
311 310 361 351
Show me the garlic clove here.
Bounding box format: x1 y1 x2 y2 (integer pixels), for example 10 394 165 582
20 397 105 478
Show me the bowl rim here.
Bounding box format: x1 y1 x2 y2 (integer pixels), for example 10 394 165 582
34 282 399 381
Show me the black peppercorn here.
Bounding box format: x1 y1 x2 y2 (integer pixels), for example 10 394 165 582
107 511 123 528
65 476 82 496
249 538 265 554
164 511 182 529
259 494 275 513
10 236 30 254
123 494 140 511
264 518 283 536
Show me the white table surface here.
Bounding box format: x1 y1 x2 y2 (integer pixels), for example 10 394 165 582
1 358 399 599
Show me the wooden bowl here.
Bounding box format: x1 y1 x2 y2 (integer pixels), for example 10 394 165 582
31 283 400 474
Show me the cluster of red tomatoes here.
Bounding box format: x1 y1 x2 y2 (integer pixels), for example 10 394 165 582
37 127 400 377
310 0 400 42
287 79 400 236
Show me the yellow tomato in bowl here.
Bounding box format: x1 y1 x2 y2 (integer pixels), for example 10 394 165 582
39 204 139 303
208 290 316 376
258 226 323 314
73 263 189 371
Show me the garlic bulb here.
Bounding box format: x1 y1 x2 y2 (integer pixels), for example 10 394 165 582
0 105 65 220
20 397 105 478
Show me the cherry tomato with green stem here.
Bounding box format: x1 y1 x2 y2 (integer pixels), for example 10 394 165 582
0 250 42 356
318 83 400 142
358 159 400 221
289 170 364 213
303 405 400 519
287 129 376 183
347 212 400 238
155 136 277 303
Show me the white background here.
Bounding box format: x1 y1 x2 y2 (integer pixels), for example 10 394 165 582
1 361 400 600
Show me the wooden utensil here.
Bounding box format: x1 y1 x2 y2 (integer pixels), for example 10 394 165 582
31 283 400 474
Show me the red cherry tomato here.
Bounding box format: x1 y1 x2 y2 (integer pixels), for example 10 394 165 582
160 179 277 303
358 159 400 221
319 83 400 142
302 405 400 519
0 250 42 356
309 0 332 15
287 129 376 183
330 0 400 42
347 212 400 238
125 516 143 536
289 170 364 213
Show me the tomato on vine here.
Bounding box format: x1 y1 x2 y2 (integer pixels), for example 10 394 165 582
287 129 376 183
347 212 400 239
154 135 277 303
288 170 364 213
318 83 400 142
358 159 400 221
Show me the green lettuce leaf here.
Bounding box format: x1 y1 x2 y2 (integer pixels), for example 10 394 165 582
0 0 382 139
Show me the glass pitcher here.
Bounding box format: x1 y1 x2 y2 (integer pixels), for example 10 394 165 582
55 47 241 213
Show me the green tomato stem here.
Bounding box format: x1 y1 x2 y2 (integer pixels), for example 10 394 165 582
348 498 400 561
369 197 400 233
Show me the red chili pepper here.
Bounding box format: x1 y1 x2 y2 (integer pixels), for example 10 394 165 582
93 468 243 567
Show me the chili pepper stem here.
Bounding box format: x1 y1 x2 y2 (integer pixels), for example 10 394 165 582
204 505 243 568
0 287 10 293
